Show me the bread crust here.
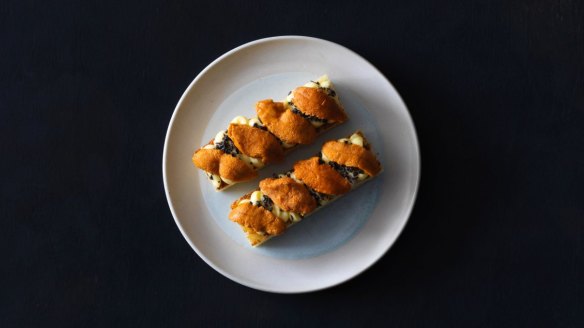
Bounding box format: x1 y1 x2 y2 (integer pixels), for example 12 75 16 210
256 99 317 145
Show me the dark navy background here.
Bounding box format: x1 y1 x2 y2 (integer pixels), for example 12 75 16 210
2 0 583 326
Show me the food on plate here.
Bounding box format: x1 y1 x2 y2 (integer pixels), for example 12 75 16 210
229 131 382 246
192 75 348 190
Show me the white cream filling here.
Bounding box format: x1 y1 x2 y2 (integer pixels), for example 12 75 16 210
221 177 236 185
236 153 264 169
304 75 332 89
349 133 364 146
289 212 301 223
288 172 303 184
205 172 222 189
244 190 301 224
338 133 366 147
230 116 265 128
214 130 227 144
281 141 296 148
230 116 248 125
312 75 341 106
310 120 325 128
249 190 263 204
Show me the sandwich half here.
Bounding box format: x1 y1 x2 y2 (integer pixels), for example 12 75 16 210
192 75 348 191
229 131 382 246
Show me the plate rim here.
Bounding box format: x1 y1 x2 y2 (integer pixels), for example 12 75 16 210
162 35 421 293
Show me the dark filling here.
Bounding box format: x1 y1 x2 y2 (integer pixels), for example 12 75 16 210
249 195 274 236
277 170 292 178
252 123 268 131
288 102 328 124
327 161 366 184
307 187 333 207
326 88 336 97
258 195 274 212
215 134 239 157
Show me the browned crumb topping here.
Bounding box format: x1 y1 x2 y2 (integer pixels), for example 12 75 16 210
259 177 317 215
293 157 351 195
256 99 317 145
228 123 284 164
291 87 347 122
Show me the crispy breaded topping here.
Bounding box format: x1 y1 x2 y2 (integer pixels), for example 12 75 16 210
219 154 257 182
292 87 347 122
229 202 286 236
228 123 284 164
259 177 317 215
256 99 317 145
293 157 351 195
192 148 223 175
192 148 257 182
322 140 382 176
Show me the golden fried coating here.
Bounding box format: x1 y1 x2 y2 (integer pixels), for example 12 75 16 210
192 148 257 183
192 148 223 175
218 154 257 182
228 123 284 164
229 202 286 236
322 141 382 176
292 87 347 122
255 99 317 145
293 157 351 195
259 177 317 215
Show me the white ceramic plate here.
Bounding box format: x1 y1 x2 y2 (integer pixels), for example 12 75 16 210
163 36 420 293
